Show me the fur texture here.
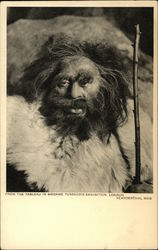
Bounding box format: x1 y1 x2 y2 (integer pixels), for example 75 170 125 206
7 96 152 192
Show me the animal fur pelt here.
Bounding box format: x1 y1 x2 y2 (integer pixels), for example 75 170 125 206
7 95 153 192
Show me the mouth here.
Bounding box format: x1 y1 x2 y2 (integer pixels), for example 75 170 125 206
69 107 86 116
64 98 87 117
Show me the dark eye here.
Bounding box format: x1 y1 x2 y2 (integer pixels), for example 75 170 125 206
81 81 88 86
79 76 92 87
58 79 69 88
80 79 89 87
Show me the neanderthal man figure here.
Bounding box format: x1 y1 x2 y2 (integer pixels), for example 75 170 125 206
7 35 153 192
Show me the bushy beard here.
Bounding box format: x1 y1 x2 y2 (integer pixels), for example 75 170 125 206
39 89 109 140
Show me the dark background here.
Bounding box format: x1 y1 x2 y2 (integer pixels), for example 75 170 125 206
7 7 153 57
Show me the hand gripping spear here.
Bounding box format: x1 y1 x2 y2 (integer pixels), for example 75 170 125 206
132 24 141 184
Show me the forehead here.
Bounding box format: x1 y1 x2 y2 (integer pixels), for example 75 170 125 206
60 56 99 77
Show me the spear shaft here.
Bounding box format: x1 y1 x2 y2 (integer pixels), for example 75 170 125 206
133 24 141 184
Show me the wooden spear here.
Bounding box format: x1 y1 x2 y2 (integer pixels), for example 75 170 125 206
132 24 141 184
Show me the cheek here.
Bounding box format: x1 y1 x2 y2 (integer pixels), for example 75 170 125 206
86 79 100 99
55 87 67 96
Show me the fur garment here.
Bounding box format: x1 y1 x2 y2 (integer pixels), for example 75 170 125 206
7 96 153 192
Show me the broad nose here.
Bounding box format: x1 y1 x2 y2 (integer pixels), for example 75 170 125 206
71 82 84 99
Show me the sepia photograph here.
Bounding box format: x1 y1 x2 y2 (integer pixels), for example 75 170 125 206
1 1 157 250
6 6 154 193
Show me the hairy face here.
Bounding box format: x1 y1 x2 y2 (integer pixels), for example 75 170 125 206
39 56 104 137
52 56 101 114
